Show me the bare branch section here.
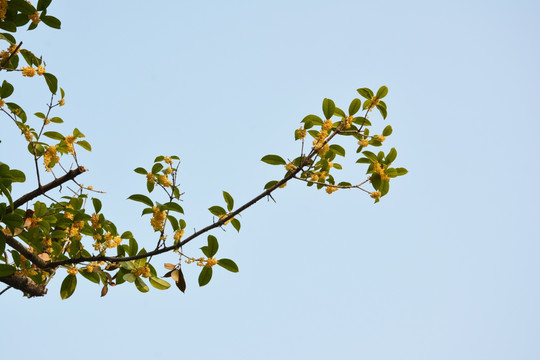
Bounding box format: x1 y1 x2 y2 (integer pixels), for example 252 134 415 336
0 275 47 297
6 166 87 213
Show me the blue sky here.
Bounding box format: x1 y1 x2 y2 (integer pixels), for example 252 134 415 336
2 1 540 359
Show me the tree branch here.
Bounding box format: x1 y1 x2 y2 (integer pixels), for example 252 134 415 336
4 235 48 268
6 166 86 213
0 274 47 297
42 123 348 269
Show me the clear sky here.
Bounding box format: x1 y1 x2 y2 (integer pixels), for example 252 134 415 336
2 1 540 359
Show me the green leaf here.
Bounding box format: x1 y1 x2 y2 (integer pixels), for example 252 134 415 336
0 264 15 277
9 169 25 182
92 198 102 213
10 0 36 15
154 155 165 162
79 269 100 284
0 22 17 32
381 180 390 196
371 173 381 190
168 215 178 231
49 116 63 123
151 163 163 173
382 125 393 136
207 235 219 257
396 168 408 176
261 154 286 165
348 98 361 116
122 273 136 283
334 107 346 118
217 258 239 273
134 167 147 175
264 180 278 190
149 276 170 290
208 205 226 216
127 194 153 207
301 114 323 129
375 86 388 99
0 33 16 45
231 218 241 232
362 151 378 163
43 131 64 141
357 88 374 99
37 0 53 11
163 201 184 214
201 235 219 258
20 49 39 66
60 274 77 300
198 267 213 286
376 104 387 119
43 73 58 94
76 140 91 151
0 233 5 257
329 144 345 157
322 98 335 120
223 191 234 212
385 148 397 165
120 261 136 271
40 15 61 29
135 277 149 293
1 80 14 98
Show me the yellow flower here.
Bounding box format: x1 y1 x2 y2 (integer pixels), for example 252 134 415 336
325 186 338 194
358 139 369 147
90 213 101 229
37 65 46 75
218 213 233 225
0 0 7 20
164 156 172 164
165 166 173 174
65 135 76 154
87 185 94 190
8 44 19 55
317 143 329 156
58 98 65 106
328 162 334 168
150 206 167 231
297 126 306 140
174 229 185 242
205 258 218 268
370 191 381 199
28 11 40 24
158 174 172 187
67 267 78 275
146 172 156 184
64 205 74 220
24 129 34 142
345 116 353 129
279 182 287 188
285 162 296 172
21 66 36 77
322 119 333 131
0 99 4 107
374 135 386 142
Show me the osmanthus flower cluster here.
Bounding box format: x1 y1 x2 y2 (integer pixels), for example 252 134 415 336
261 86 407 203
0 1 406 300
